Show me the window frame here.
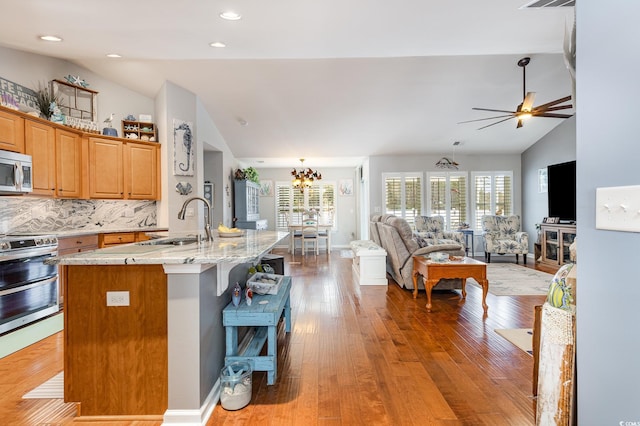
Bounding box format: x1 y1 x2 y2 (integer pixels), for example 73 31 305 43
470 171 514 230
426 171 468 230
275 181 337 231
382 172 423 226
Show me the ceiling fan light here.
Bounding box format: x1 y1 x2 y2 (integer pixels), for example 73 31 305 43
519 112 533 120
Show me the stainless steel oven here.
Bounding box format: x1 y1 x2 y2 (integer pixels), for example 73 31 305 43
0 235 59 335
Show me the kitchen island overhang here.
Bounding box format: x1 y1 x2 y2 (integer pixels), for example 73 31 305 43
52 230 288 425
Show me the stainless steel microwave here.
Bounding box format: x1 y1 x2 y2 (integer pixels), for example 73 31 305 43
0 150 33 194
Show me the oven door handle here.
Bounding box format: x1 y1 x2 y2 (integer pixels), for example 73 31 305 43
0 246 58 262
0 276 58 297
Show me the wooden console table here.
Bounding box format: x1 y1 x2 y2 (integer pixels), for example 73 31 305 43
412 256 488 313
222 276 292 385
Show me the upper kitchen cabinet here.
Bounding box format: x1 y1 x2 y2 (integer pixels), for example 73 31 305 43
24 119 56 196
55 128 85 198
89 137 124 199
0 109 25 152
125 141 159 200
88 137 159 200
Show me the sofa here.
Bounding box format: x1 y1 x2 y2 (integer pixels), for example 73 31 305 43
370 215 464 290
414 215 466 248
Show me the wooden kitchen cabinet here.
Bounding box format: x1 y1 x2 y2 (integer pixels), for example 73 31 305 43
57 234 99 307
89 138 159 200
99 231 151 248
24 119 56 196
88 137 124 198
55 128 84 198
125 141 159 200
0 108 25 152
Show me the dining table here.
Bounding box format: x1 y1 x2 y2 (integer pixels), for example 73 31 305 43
288 224 332 256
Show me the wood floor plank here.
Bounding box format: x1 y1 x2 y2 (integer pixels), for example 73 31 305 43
0 252 544 425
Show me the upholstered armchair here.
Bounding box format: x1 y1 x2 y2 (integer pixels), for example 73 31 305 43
481 215 529 264
414 216 465 248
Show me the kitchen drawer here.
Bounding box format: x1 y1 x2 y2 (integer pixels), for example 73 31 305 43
58 234 99 252
100 232 136 247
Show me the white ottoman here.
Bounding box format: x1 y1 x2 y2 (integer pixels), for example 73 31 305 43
350 240 387 286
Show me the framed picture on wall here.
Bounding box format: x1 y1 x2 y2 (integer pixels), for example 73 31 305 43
173 119 194 176
259 180 273 197
339 179 353 196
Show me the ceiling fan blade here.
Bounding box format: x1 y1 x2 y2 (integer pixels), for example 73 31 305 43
516 119 524 129
472 107 518 114
458 114 515 124
533 96 572 111
521 92 536 112
477 116 516 130
534 104 573 113
532 112 573 119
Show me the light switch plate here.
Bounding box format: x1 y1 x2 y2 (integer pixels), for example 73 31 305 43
595 185 640 232
106 291 130 306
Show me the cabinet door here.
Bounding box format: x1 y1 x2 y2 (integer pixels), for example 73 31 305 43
55 129 83 198
0 109 25 152
125 142 158 200
89 137 124 199
25 120 56 196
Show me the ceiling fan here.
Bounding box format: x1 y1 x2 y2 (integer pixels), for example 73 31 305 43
459 57 573 130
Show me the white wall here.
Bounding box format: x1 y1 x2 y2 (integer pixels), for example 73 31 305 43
0 46 154 126
255 167 359 248
576 2 640 423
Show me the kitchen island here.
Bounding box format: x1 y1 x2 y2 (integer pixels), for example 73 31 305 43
51 230 288 425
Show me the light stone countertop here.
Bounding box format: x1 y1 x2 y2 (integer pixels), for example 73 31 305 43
49 230 289 265
9 227 168 238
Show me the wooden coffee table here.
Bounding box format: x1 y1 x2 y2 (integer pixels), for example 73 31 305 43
412 256 489 313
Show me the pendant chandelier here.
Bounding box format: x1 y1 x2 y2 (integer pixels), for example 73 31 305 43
435 141 461 170
291 158 322 192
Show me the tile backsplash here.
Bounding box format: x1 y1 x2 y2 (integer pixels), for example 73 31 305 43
0 197 157 234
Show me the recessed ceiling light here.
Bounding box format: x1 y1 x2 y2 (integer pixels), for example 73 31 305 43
238 118 248 127
219 11 242 20
209 41 226 48
39 35 63 42
106 53 122 58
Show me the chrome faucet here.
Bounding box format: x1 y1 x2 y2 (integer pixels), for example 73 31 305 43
177 196 213 241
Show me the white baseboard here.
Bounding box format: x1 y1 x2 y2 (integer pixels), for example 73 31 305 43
163 377 221 425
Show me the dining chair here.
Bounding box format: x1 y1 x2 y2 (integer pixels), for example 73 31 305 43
301 218 319 255
286 214 303 254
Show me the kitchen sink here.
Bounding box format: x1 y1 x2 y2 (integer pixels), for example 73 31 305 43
139 237 199 246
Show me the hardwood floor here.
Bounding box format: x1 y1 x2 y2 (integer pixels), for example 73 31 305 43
0 251 550 425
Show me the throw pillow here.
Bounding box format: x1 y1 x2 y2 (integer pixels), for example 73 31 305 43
414 234 430 248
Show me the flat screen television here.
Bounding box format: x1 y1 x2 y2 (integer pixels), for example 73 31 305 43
547 160 576 223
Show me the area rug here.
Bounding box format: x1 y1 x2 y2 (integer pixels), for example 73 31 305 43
468 263 552 296
22 372 64 399
495 328 533 356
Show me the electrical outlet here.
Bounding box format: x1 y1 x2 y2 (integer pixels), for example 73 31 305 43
106 291 130 306
595 185 640 232
185 207 195 217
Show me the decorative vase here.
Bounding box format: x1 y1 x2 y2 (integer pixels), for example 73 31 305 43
232 282 241 306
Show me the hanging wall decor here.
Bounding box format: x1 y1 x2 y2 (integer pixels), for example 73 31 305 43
173 119 194 176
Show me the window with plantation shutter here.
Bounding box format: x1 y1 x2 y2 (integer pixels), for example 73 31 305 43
427 172 468 230
275 181 336 230
383 173 422 226
470 171 513 230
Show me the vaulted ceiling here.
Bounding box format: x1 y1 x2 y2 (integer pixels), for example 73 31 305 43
0 0 575 168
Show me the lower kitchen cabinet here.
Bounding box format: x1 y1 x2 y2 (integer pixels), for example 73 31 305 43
57 234 99 307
